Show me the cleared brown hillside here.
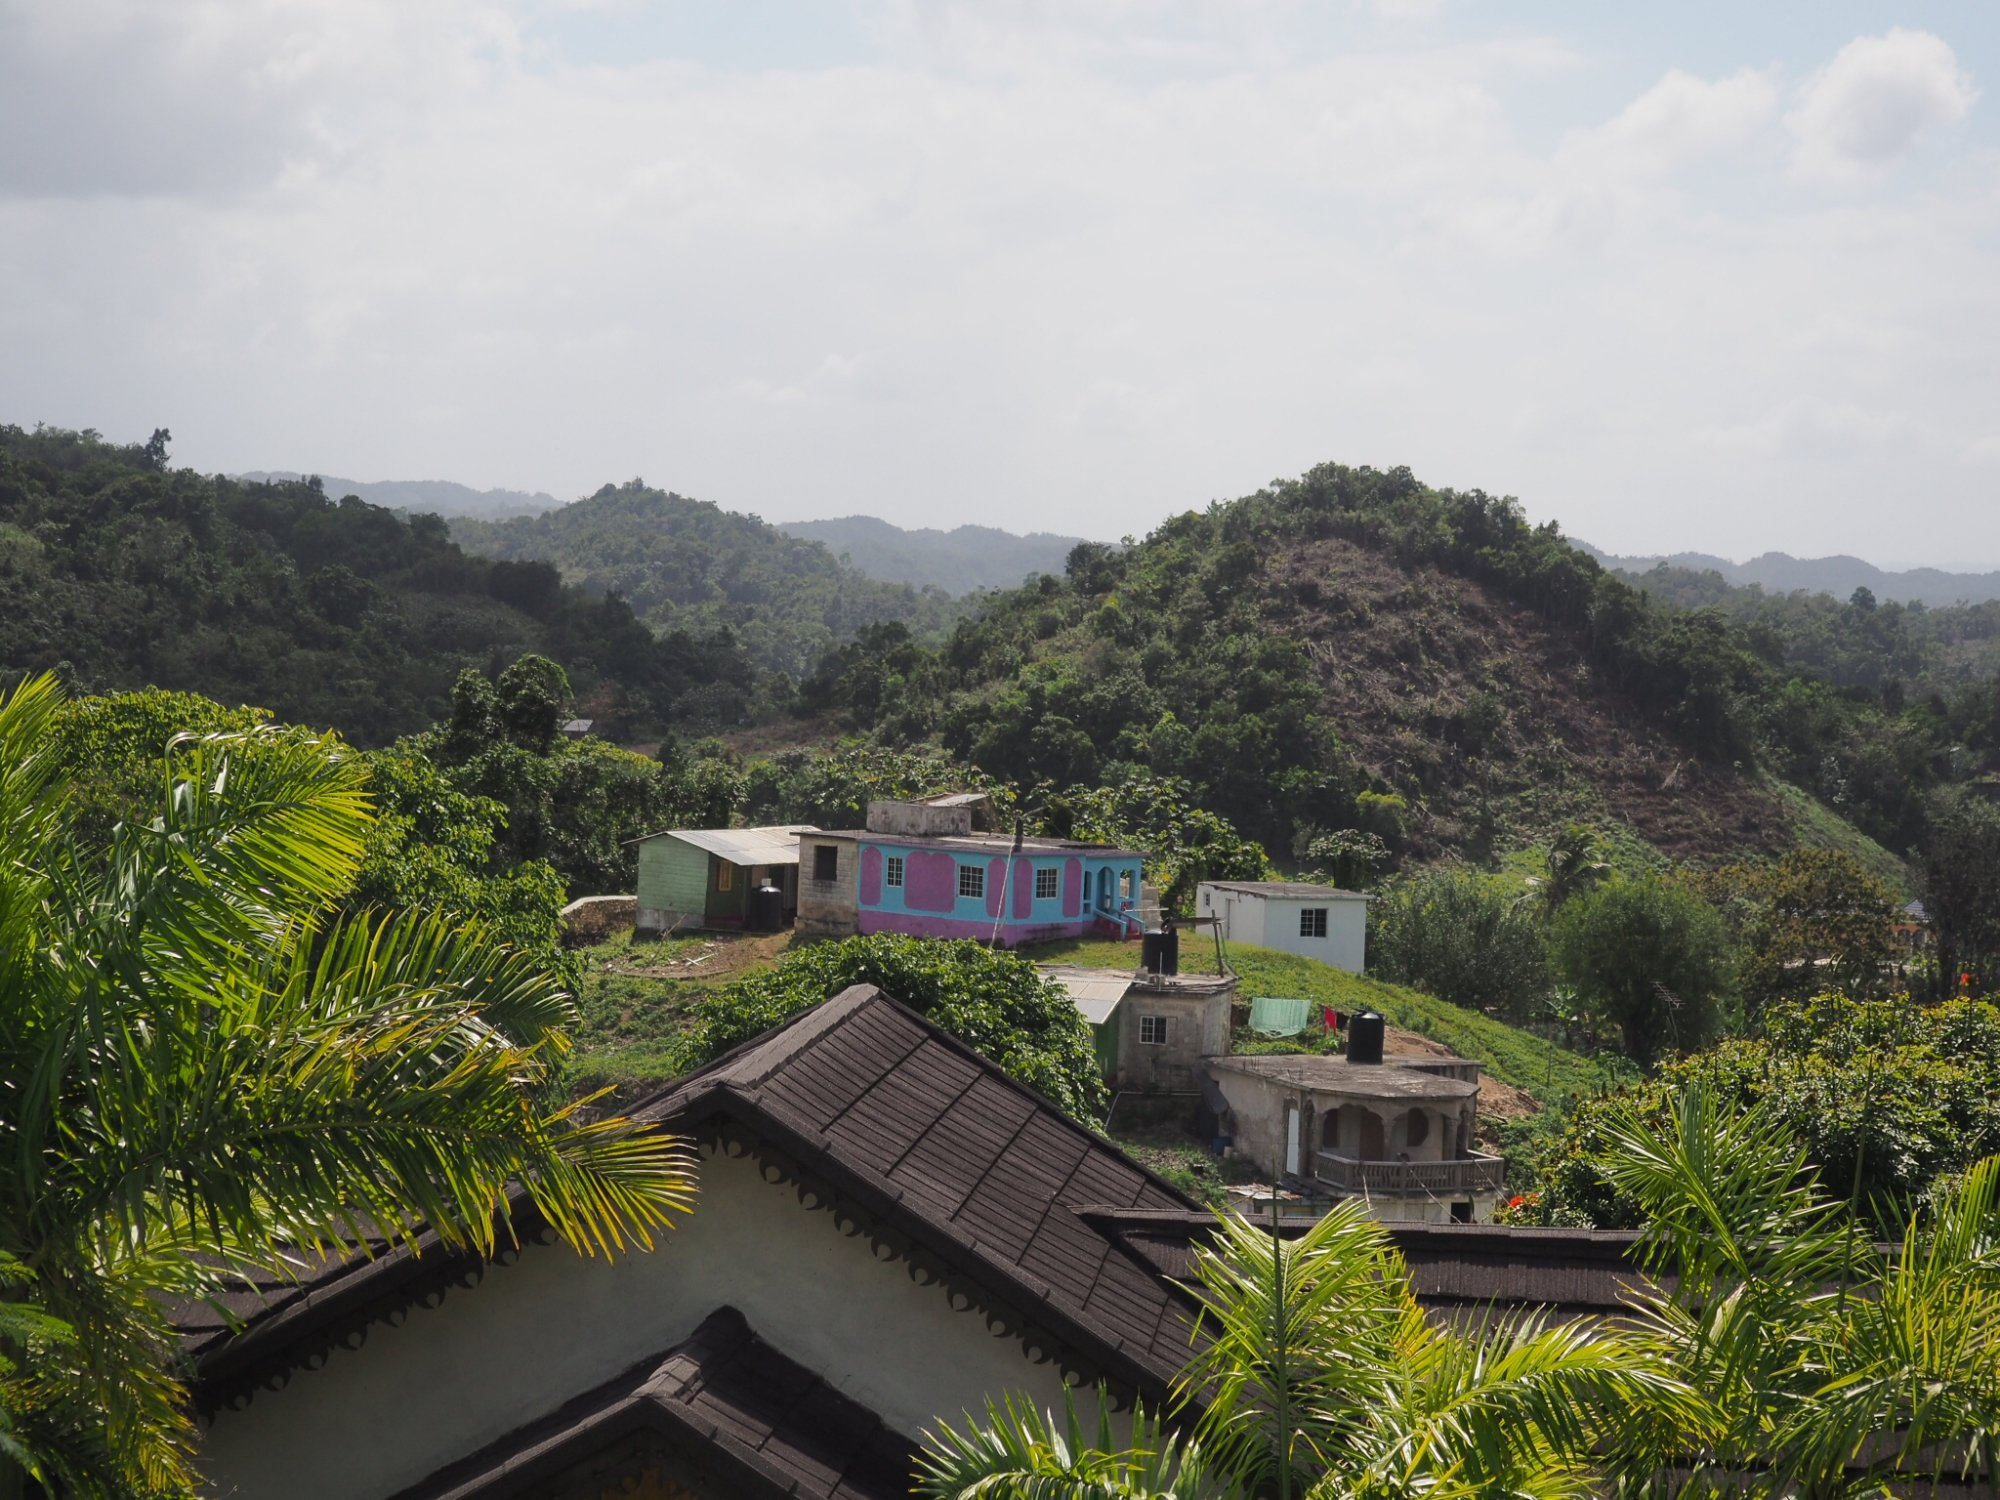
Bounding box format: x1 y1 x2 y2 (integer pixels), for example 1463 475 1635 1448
1268 537 1793 866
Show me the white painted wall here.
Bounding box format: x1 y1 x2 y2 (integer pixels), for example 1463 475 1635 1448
197 1146 1097 1500
1197 886 1367 971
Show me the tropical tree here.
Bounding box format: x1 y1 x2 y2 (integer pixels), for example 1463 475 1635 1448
920 1201 1698 1500
1551 874 1730 1067
1597 1084 2000 1496
0 673 696 1497
1518 824 1609 924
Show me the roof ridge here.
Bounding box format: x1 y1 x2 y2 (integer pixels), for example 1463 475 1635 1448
631 984 888 1120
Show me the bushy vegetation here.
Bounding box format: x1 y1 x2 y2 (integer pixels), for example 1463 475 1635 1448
673 935 1109 1120
1508 994 2000 1233
0 425 756 743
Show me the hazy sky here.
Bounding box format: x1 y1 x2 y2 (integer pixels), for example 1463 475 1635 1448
4 2 1997 564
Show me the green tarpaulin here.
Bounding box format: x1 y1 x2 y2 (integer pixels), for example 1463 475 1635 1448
1248 995 1312 1037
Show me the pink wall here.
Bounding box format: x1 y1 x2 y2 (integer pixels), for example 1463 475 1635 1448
859 846 883 906
984 858 1006 919
858 909 1125 946
1011 859 1034 920
904 850 957 913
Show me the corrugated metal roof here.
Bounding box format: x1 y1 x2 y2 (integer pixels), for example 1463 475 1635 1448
1039 968 1135 1025
645 825 818 865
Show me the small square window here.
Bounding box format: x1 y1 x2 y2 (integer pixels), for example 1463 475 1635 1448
1300 907 1328 939
1139 1015 1168 1046
1035 866 1059 900
958 864 985 899
812 845 838 882
885 855 905 888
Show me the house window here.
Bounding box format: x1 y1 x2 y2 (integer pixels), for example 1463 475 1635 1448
885 855 905 889
958 864 984 899
715 862 734 892
812 845 838 883
1299 907 1328 938
1035 866 1059 900
1119 870 1135 900
1139 1015 1168 1046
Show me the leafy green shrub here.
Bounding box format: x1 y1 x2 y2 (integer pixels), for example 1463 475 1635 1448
1368 869 1550 1021
679 935 1107 1120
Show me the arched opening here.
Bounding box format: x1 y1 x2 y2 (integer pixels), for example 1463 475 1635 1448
1097 867 1113 911
1404 1109 1430 1151
1357 1109 1384 1160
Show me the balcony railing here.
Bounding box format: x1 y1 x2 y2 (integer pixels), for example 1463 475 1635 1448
1314 1151 1506 1198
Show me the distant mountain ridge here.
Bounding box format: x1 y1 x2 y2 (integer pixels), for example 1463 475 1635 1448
1577 543 2000 608
235 472 558 519
779 515 1093 595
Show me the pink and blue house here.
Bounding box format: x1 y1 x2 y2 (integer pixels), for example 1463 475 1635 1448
794 795 1146 948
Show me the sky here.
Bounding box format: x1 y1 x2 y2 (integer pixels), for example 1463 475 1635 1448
3 1 1997 565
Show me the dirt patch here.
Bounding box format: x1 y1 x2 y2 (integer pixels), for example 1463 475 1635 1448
603 929 799 982
1268 536 1798 867
1384 1020 1540 1129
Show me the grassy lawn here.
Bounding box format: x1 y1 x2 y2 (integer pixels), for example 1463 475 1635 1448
1027 935 1628 1110
566 928 802 1100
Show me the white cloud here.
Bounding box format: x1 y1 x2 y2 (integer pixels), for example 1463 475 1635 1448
1788 28 1976 183
1 4 1998 565
1563 67 1779 181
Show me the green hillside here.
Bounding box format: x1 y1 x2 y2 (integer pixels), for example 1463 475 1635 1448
452 482 962 680
0 426 753 743
800 461 1926 875
779 515 1091 595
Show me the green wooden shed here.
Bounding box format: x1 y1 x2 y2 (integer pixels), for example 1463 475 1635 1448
631 825 817 937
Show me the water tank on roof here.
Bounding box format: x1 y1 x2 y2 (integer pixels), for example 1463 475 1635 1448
1348 1010 1385 1065
1140 928 1180 976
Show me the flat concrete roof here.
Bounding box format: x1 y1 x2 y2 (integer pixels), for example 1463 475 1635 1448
1206 1054 1478 1100
1202 881 1371 901
808 831 1145 860
627 825 819 864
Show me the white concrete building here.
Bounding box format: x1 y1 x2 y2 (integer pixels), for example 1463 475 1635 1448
1197 881 1370 970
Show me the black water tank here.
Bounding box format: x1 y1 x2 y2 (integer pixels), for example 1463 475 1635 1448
1141 929 1167 973
1160 924 1179 976
751 883 785 933
1348 1010 1385 1064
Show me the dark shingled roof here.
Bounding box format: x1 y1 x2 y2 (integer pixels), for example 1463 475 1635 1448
386 1306 916 1500
183 986 1208 1414
631 985 1206 1387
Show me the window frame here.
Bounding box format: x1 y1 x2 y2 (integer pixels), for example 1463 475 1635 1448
885 854 905 889
1034 865 1059 901
812 845 838 883
1138 1015 1169 1046
1299 907 1328 939
958 863 985 900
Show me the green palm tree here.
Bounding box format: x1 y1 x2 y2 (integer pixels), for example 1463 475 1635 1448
920 1200 1700 1500
0 674 697 1498
1598 1083 2000 1498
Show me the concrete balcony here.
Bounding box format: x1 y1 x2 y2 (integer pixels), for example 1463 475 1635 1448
1314 1150 1506 1199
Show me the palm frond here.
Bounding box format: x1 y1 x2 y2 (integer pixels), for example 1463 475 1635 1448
920 1387 1234 1500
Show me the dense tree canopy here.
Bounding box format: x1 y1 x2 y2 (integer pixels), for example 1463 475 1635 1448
0 425 757 744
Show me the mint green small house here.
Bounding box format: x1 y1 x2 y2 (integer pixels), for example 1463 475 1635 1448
632 825 817 937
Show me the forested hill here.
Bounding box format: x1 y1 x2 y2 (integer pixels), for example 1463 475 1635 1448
800 462 1996 871
778 515 1091 595
1580 542 2000 608
237 471 558 519
451 482 959 679
0 427 756 744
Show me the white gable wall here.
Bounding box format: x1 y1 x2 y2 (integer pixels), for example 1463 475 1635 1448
1198 886 1367 972
198 1146 1093 1500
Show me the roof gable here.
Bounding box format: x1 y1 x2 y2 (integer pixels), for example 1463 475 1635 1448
388 1306 915 1500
